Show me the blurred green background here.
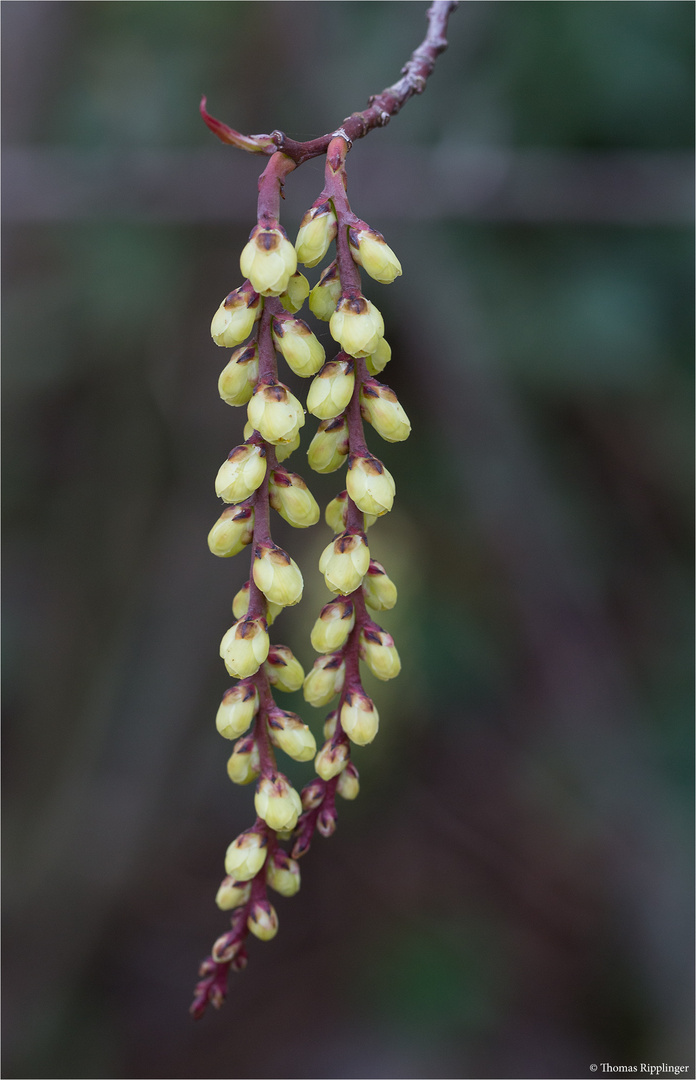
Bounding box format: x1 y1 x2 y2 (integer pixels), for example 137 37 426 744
2 2 693 1078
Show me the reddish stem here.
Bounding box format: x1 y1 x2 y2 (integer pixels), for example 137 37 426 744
202 2 458 164
257 153 297 226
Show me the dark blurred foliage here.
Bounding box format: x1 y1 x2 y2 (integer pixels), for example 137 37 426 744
2 3 693 1078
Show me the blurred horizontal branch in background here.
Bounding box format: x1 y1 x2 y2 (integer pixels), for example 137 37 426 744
3 145 693 224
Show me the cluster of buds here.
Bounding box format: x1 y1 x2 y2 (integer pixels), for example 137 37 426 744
191 142 407 1018
289 135 406 865
193 186 320 1018
190 0 457 1020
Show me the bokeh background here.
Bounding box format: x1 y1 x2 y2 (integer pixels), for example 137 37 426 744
3 3 693 1078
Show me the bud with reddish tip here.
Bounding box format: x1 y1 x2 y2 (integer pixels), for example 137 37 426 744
240 224 297 297
307 416 349 474
254 773 303 832
310 599 355 653
264 645 304 693
267 708 316 762
215 443 266 504
269 468 320 528
317 803 338 838
295 202 338 268
340 688 379 746
219 616 270 678
329 293 384 358
309 261 342 321
306 357 355 420
319 530 370 595
252 543 304 607
211 285 262 348
224 829 268 880
211 931 244 964
359 625 401 680
349 226 402 284
247 899 279 941
336 762 360 800
346 453 395 517
266 850 301 897
272 314 325 377
362 559 398 611
207 504 255 558
218 343 259 406
301 778 325 810
360 380 411 443
215 681 259 740
279 270 310 314
215 877 252 911
303 652 345 707
247 380 305 446
314 739 350 781
226 735 260 785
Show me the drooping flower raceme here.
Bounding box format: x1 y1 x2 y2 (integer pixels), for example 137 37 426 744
190 0 458 1021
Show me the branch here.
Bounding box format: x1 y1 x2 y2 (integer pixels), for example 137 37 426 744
201 1 459 164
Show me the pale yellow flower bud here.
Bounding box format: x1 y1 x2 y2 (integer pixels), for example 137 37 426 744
275 431 301 462
325 490 377 533
219 616 270 678
295 203 338 268
218 343 259 406
226 735 260 785
365 336 392 376
215 681 259 740
264 645 305 693
340 689 379 746
240 224 297 297
269 468 320 528
232 581 283 626
272 315 325 377
254 773 303 832
329 294 384 358
224 829 268 880
346 453 395 517
359 626 401 681
211 287 262 348
309 261 342 321
310 599 355 653
252 544 303 607
267 709 316 762
247 380 305 446
336 762 360 800
215 877 252 911
303 653 345 707
314 739 349 781
360 380 411 443
279 271 310 314
362 559 398 611
207 504 254 558
307 416 349 474
323 709 339 740
266 850 301 897
306 358 355 420
349 226 402 284
247 899 279 941
318 530 370 595
215 443 266 504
